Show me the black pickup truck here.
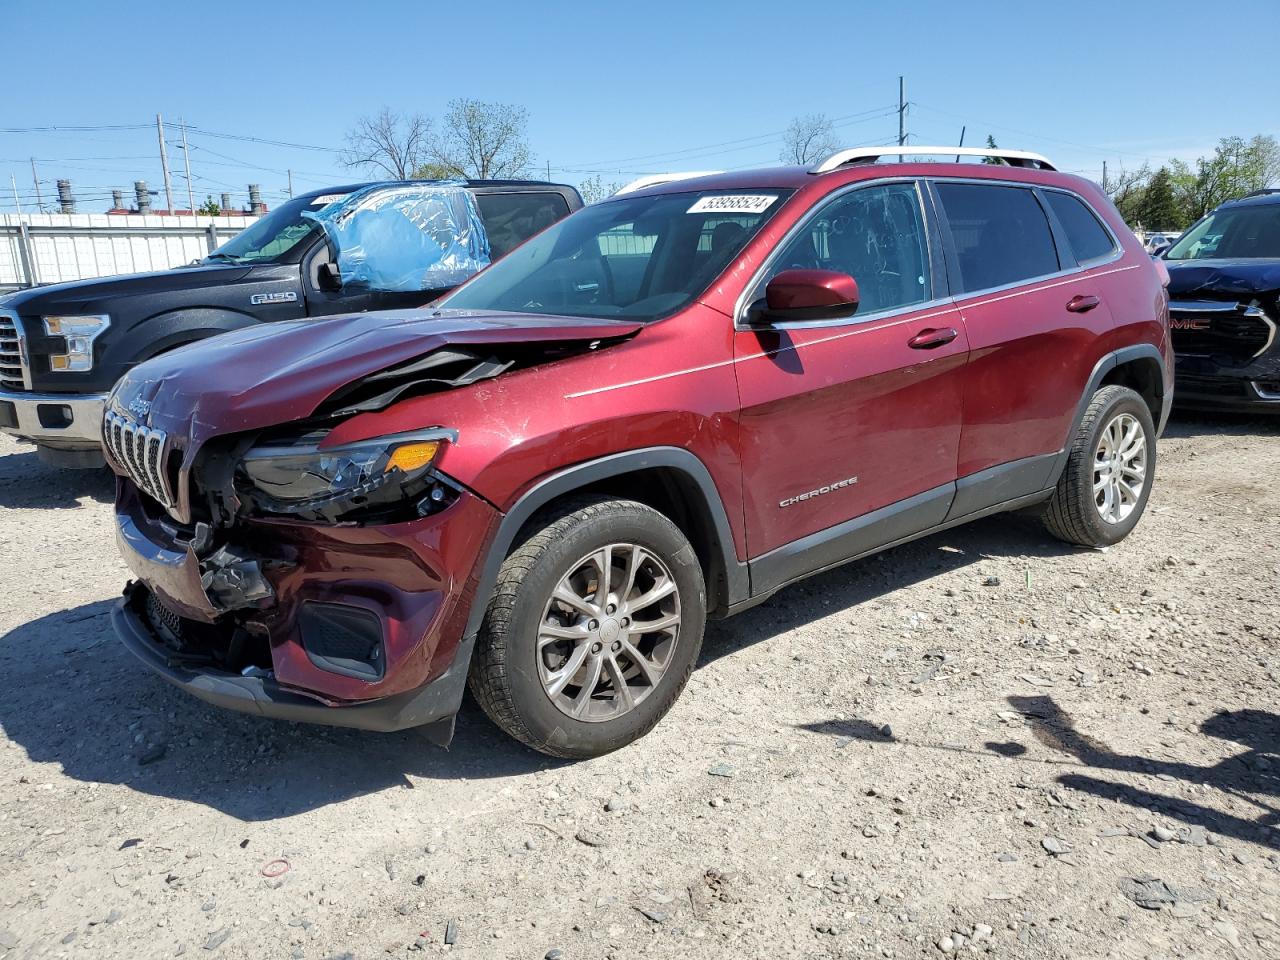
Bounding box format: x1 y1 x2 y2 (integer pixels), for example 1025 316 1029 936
0 179 581 466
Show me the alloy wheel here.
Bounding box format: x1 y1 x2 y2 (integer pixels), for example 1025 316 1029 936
536 543 681 722
1093 412 1147 524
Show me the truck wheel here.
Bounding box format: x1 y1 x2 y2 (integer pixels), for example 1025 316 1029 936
469 497 705 759
1043 385 1156 548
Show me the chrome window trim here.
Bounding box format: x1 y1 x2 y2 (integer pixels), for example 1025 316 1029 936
929 177 1125 296
1036 183 1124 267
732 178 939 331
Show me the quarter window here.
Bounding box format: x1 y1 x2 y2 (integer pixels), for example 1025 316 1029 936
1045 191 1116 264
759 182 931 317
936 183 1060 292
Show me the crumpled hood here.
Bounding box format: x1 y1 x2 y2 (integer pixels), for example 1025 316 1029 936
3 262 253 313
1166 259 1280 301
111 308 641 446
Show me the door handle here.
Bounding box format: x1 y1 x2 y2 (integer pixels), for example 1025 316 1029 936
907 327 959 350
1066 294 1101 313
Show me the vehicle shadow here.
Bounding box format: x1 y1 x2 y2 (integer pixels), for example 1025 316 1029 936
701 510 1076 667
805 691 1279 851
0 511 1078 822
0 447 114 509
1163 409 1280 439
0 600 559 822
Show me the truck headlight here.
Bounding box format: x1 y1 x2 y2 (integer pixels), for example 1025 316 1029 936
238 428 457 520
43 314 110 372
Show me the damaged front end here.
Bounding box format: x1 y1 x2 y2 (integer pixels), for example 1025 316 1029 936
105 308 638 735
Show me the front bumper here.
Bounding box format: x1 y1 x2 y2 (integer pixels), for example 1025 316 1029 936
1173 357 1280 413
111 480 500 731
114 583 474 734
0 387 107 448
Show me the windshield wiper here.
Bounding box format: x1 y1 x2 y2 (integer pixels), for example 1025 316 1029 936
204 253 240 263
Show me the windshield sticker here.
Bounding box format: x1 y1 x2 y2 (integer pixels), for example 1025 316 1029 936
687 195 776 215
309 194 349 206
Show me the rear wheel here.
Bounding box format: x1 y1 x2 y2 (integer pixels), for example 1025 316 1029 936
1043 385 1156 547
469 497 705 759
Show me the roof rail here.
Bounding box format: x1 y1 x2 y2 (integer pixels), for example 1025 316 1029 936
612 171 723 195
811 146 1056 174
1242 188 1280 199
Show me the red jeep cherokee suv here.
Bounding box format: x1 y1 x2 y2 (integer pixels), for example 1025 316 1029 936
106 146 1172 758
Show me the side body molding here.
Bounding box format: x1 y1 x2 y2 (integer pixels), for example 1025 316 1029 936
462 447 750 640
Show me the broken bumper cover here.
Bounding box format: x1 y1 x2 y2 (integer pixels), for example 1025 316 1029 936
111 480 501 731
113 583 474 733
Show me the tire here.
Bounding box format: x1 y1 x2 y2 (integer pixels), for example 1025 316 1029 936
1043 385 1156 547
468 496 706 759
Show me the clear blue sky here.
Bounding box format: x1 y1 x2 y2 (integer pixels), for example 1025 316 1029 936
4 0 1277 211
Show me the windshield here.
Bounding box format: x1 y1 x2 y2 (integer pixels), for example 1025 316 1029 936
1166 202 1280 261
206 192 350 264
439 189 791 321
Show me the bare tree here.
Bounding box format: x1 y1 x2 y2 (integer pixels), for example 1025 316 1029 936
577 174 625 204
430 99 533 179
340 107 434 180
779 114 837 165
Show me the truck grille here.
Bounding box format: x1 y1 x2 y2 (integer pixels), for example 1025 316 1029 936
1169 300 1276 363
103 409 177 511
0 313 27 391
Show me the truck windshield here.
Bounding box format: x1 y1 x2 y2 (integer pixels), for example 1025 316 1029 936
1166 202 1280 261
439 189 790 322
205 192 349 264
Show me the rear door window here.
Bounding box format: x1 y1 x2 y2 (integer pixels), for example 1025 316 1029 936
474 192 571 259
1044 191 1116 264
936 182 1060 293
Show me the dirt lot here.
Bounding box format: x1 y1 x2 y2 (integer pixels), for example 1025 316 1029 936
0 416 1277 960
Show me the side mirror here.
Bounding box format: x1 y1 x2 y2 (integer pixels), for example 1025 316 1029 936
318 261 342 291
745 269 860 326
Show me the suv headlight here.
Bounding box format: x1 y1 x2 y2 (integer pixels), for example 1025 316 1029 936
238 428 457 520
43 314 110 372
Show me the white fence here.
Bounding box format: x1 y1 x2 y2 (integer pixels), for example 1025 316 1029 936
0 213 260 291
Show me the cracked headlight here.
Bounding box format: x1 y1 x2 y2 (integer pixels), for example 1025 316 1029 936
43 314 110 372
238 428 456 519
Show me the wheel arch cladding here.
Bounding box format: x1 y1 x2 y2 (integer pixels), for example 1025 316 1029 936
1049 344 1167 485
463 447 748 640
1100 354 1164 424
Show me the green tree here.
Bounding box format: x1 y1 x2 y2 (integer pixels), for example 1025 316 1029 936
428 99 532 179
411 161 458 180
1170 135 1280 222
577 174 624 204
1135 167 1180 230
981 134 1003 164
197 195 222 216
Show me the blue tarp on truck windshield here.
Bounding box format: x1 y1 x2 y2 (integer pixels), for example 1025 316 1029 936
304 183 491 292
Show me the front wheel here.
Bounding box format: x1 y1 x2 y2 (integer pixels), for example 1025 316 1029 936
469 497 706 759
1043 385 1156 547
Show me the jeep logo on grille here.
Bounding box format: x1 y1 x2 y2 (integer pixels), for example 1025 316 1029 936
127 397 152 419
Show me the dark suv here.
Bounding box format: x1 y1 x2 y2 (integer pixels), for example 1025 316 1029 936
105 146 1171 758
1163 189 1280 410
0 180 580 466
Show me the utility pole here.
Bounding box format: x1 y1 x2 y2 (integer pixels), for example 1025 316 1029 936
30 158 43 211
956 125 966 162
287 169 294 198
10 175 21 213
179 118 195 213
897 76 907 147
546 160 551 181
156 114 175 213
1102 160 1109 194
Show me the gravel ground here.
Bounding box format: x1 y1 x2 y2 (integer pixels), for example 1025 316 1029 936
0 415 1277 960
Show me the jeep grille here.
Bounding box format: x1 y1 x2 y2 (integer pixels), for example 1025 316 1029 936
103 409 177 511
